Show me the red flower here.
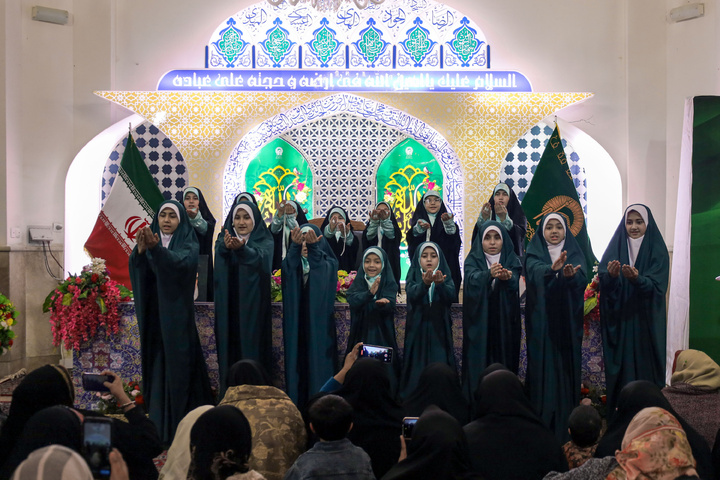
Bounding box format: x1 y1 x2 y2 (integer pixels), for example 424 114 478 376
135 394 144 405
601 395 607 404
75 277 82 285
100 285 107 292
91 273 99 283
8 339 13 346
581 387 590 396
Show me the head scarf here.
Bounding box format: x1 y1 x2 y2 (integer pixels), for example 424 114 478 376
233 192 257 207
493 183 511 196
362 247 384 289
417 242 441 302
0 365 75 468
373 201 397 249
403 363 469 425
159 405 214 480
476 182 527 259
183 187 200 201
11 445 93 480
625 205 649 267
320 206 352 256
542 213 566 264
226 359 273 388
158 202 181 248
423 191 442 230
0 406 83 478
231 204 255 243
277 200 308 262
671 349 720 390
183 186 217 228
383 406 471 480
188 406 253 480
605 407 697 480
482 225 503 268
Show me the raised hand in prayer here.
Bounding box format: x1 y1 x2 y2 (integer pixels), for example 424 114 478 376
621 264 639 282
563 264 582 278
370 275 381 295
369 209 380 222
498 268 513 281
551 251 568 271
224 229 246 250
138 227 159 253
607 260 621 278
290 227 304 245
422 269 434 286
490 263 503 279
375 298 390 305
186 206 198 219
378 208 390 220
418 219 431 231
441 212 453 222
495 203 508 221
276 200 287 217
433 269 446 284
304 228 321 244
481 202 492 221
284 202 296 216
136 228 147 254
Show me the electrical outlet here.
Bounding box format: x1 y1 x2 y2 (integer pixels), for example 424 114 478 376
28 225 53 242
10 228 21 239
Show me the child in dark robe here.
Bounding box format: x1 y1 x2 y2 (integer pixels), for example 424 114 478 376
362 201 402 287
183 186 216 301
471 182 527 258
269 200 308 271
406 191 462 300
320 206 359 272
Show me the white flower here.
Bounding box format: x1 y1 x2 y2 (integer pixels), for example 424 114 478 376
0 321 6 328
295 191 307 204
131 390 140 397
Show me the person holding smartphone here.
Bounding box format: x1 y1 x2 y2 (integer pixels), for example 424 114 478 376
130 200 214 444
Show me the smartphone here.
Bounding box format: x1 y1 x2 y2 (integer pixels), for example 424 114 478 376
402 417 419 440
82 373 113 392
360 344 393 363
83 417 113 479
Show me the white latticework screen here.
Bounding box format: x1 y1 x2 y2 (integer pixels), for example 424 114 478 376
281 113 406 221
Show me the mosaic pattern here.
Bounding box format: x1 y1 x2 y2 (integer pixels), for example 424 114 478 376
207 0 489 71
72 302 604 405
96 90 592 249
101 122 188 206
501 121 588 214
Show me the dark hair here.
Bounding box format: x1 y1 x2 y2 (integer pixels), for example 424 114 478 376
309 395 353 441
226 359 273 388
568 405 601 447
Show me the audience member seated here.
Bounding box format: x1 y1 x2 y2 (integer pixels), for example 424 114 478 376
663 349 720 449
284 395 374 480
382 406 471 480
0 365 75 472
544 407 699 479
187 405 265 480
10 444 129 480
159 406 214 480
563 405 602 469
218 360 307 480
0 368 161 480
464 370 567 479
402 363 469 425
594 380 714 479
320 352 403 479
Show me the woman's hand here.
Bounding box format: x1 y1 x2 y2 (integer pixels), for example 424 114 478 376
334 342 362 384
136 229 146 255
290 227 304 245
607 260 621 278
305 229 320 244
370 276 381 295
622 264 639 281
551 251 567 271
224 229 245 250
495 203 508 221
101 370 134 411
481 202 492 221
109 449 130 480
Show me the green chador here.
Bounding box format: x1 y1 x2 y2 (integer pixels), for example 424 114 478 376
282 224 339 407
346 247 401 389
129 200 214 444
400 242 456 399
524 213 587 441
214 201 274 395
599 204 669 417
462 221 522 402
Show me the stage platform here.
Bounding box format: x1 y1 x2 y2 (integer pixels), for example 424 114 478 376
71 302 606 409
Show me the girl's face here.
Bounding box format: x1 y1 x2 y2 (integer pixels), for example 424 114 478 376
184 192 199 211
625 211 647 239
494 190 509 207
376 203 390 214
330 212 345 225
364 253 382 276
544 218 565 245
158 208 180 234
424 196 441 214
234 209 253 235
420 246 439 272
482 230 503 255
301 241 308 258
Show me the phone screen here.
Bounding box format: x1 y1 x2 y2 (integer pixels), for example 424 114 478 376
402 417 418 440
83 418 112 479
361 344 393 363
82 373 112 392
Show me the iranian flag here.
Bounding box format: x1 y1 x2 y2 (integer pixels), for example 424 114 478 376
84 133 164 289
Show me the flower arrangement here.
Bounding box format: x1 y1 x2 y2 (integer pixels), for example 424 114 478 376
95 379 144 415
580 382 607 418
336 270 357 303
271 269 283 302
43 258 133 350
583 273 600 336
0 293 18 355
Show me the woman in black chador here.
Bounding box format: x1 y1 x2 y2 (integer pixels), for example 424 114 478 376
183 187 217 300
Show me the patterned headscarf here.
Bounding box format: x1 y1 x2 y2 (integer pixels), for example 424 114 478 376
606 407 697 480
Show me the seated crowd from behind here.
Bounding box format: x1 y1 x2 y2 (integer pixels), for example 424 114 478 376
2 347 720 480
